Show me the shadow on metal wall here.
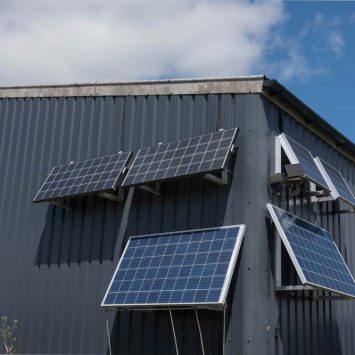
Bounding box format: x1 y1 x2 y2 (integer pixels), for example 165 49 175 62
34 195 122 266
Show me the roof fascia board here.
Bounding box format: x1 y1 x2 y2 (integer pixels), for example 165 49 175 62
0 76 265 98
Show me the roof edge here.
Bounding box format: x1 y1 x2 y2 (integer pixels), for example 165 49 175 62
0 75 265 98
0 75 354 162
262 79 355 163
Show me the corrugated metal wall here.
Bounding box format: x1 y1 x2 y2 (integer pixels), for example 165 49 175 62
264 97 355 355
0 93 354 355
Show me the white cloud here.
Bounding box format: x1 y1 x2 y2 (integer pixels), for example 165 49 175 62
300 13 344 57
259 35 327 82
0 0 284 85
328 30 344 57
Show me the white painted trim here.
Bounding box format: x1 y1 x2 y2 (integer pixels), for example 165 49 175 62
219 224 246 304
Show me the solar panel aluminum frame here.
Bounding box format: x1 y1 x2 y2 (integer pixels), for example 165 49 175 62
314 157 355 208
101 224 246 311
267 203 355 299
275 134 329 191
122 127 239 188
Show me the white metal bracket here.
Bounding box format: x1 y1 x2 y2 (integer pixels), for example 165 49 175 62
311 195 337 203
203 169 229 186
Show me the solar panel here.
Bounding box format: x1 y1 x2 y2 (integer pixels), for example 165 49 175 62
314 157 355 207
277 134 329 190
122 128 238 187
33 151 132 202
267 203 355 298
102 225 245 309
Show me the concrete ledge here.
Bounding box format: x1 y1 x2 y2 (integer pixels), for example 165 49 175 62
0 76 265 98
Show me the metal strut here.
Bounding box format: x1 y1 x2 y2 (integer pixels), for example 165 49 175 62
139 182 161 196
194 309 205 355
223 306 226 355
203 169 229 186
169 308 179 355
116 187 135 253
105 313 112 355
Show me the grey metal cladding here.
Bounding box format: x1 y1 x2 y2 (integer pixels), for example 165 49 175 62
0 91 354 355
0 94 247 355
263 95 355 355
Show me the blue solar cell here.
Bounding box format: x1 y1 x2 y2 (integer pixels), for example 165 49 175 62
279 134 329 190
267 204 355 298
122 128 238 187
314 157 355 207
102 225 245 308
34 151 131 202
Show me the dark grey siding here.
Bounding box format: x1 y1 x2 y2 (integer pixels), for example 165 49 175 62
264 97 355 355
0 93 354 355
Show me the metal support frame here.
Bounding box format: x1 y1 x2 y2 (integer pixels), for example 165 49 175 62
203 169 229 186
50 198 71 209
333 208 355 215
194 309 205 355
116 187 135 252
169 308 179 355
105 313 113 355
98 187 124 202
222 306 227 355
139 182 161 196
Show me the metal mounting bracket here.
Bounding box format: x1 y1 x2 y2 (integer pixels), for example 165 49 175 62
311 195 337 203
139 182 161 196
98 187 124 202
275 285 314 292
322 208 355 215
312 294 352 301
50 198 71 209
203 169 229 186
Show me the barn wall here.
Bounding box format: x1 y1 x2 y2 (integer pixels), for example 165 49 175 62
0 93 354 354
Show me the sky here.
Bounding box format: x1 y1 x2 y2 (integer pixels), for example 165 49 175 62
0 0 354 141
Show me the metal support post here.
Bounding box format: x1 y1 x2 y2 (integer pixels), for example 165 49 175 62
105 313 112 355
223 306 226 355
169 308 179 355
274 232 282 289
116 187 135 252
194 309 205 355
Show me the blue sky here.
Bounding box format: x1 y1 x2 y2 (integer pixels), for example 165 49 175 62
0 1 354 142
274 2 355 142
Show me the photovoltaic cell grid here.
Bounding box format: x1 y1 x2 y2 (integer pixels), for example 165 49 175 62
122 128 238 187
280 134 329 190
33 151 131 202
267 204 355 298
315 157 355 207
102 225 245 307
